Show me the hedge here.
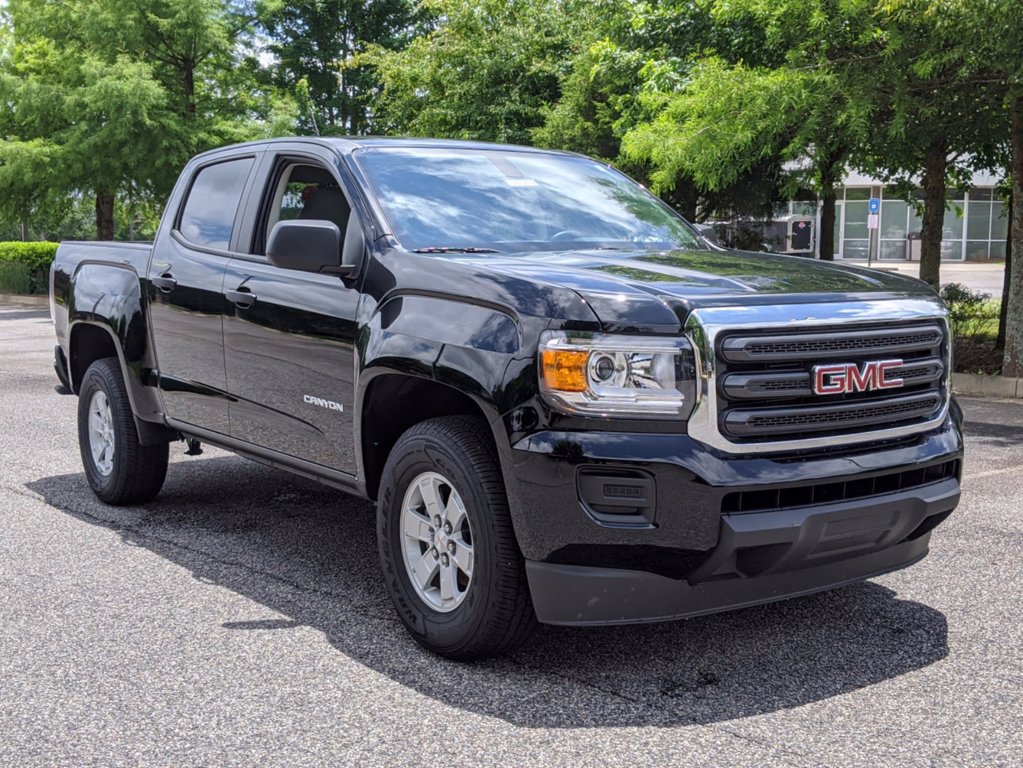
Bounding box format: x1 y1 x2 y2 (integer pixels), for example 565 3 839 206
0 241 59 295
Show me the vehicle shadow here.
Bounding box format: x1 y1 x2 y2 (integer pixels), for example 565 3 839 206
26 455 949 728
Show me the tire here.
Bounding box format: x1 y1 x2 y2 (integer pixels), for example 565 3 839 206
77 357 169 505
377 415 536 660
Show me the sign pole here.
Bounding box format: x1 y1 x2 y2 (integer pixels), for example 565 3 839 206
867 197 880 267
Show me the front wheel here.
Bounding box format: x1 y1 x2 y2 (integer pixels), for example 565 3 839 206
377 416 536 660
77 357 169 505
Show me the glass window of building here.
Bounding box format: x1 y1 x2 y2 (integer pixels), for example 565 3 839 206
841 187 871 260
965 187 1007 259
941 193 965 261
879 197 909 260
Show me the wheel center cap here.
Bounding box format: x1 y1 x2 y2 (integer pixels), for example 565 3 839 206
434 529 446 550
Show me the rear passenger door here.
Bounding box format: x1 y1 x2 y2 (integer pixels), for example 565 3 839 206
221 146 363 474
149 152 260 434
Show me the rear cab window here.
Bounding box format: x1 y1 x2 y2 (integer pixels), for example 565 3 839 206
178 157 255 250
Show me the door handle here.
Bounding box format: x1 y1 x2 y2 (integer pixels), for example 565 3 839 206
152 273 177 292
225 287 257 309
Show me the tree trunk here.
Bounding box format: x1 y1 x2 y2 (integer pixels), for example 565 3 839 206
919 140 948 290
95 192 115 241
183 60 196 116
819 161 838 261
20 220 28 241
1002 94 1023 376
996 191 1011 352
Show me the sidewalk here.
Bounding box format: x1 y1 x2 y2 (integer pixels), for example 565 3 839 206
848 260 1005 295
0 293 49 309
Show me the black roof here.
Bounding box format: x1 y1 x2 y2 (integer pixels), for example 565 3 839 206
193 136 581 161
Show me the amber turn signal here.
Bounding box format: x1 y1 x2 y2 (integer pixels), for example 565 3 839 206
541 349 589 392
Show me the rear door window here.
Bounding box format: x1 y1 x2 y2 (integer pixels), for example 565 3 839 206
178 157 255 249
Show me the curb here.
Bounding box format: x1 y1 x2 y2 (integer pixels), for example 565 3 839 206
952 372 1022 399
0 293 49 310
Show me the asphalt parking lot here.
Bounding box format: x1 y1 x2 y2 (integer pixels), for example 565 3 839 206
1 299 1021 767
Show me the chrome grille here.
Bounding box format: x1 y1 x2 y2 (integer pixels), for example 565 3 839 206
715 321 948 442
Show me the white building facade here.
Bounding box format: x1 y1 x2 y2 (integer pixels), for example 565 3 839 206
783 169 1008 261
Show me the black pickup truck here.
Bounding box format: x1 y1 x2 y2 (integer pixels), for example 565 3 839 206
50 138 963 659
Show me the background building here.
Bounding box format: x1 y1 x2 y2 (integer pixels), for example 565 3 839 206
778 170 1008 261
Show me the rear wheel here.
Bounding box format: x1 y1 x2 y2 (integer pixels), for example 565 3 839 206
377 416 536 660
77 357 169 505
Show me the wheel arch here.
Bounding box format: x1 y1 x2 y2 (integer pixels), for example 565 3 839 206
64 260 174 445
68 320 175 446
358 370 506 501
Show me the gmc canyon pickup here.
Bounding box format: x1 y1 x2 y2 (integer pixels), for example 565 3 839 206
50 138 963 660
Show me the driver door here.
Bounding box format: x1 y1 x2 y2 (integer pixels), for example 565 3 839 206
222 148 363 474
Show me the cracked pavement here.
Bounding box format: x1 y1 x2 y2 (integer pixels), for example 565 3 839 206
1 300 1021 767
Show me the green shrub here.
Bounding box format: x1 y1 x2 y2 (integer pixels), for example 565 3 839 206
940 283 999 340
0 241 59 295
940 282 1002 374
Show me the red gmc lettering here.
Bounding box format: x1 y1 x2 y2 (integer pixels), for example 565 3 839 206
847 363 877 391
814 364 849 394
813 359 904 395
876 360 904 389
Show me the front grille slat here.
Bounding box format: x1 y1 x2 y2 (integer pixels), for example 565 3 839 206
715 320 948 443
720 324 944 363
723 393 943 437
720 357 944 401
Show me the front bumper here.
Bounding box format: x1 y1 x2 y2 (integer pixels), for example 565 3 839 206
526 477 957 625
502 414 962 626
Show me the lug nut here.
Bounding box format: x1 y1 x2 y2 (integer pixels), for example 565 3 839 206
431 547 438 559
443 522 452 534
447 541 456 554
434 515 442 527
441 554 450 567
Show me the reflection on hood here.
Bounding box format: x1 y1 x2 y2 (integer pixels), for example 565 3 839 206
458 247 935 331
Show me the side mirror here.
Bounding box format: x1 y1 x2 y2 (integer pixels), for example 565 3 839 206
266 218 366 278
267 220 342 274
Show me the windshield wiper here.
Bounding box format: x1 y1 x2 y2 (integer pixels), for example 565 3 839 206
412 246 501 254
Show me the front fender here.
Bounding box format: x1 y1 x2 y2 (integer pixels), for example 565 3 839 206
359 293 525 406
355 293 543 492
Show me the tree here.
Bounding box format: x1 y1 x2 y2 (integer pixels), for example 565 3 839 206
365 0 576 144
619 0 885 261
880 0 1023 371
0 1 171 239
0 0 289 239
854 2 1007 289
259 0 421 135
623 58 870 258
536 0 787 224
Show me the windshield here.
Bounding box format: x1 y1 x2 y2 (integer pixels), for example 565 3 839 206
355 147 705 253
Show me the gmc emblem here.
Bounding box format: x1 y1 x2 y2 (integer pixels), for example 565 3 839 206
812 359 904 395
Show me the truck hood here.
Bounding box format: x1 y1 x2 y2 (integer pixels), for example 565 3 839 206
460 247 937 332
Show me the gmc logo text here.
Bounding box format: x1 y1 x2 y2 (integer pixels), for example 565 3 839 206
812 359 904 395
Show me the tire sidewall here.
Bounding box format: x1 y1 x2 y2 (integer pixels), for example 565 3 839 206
77 361 128 500
378 433 500 654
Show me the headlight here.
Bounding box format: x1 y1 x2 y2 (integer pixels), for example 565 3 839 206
538 331 698 419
